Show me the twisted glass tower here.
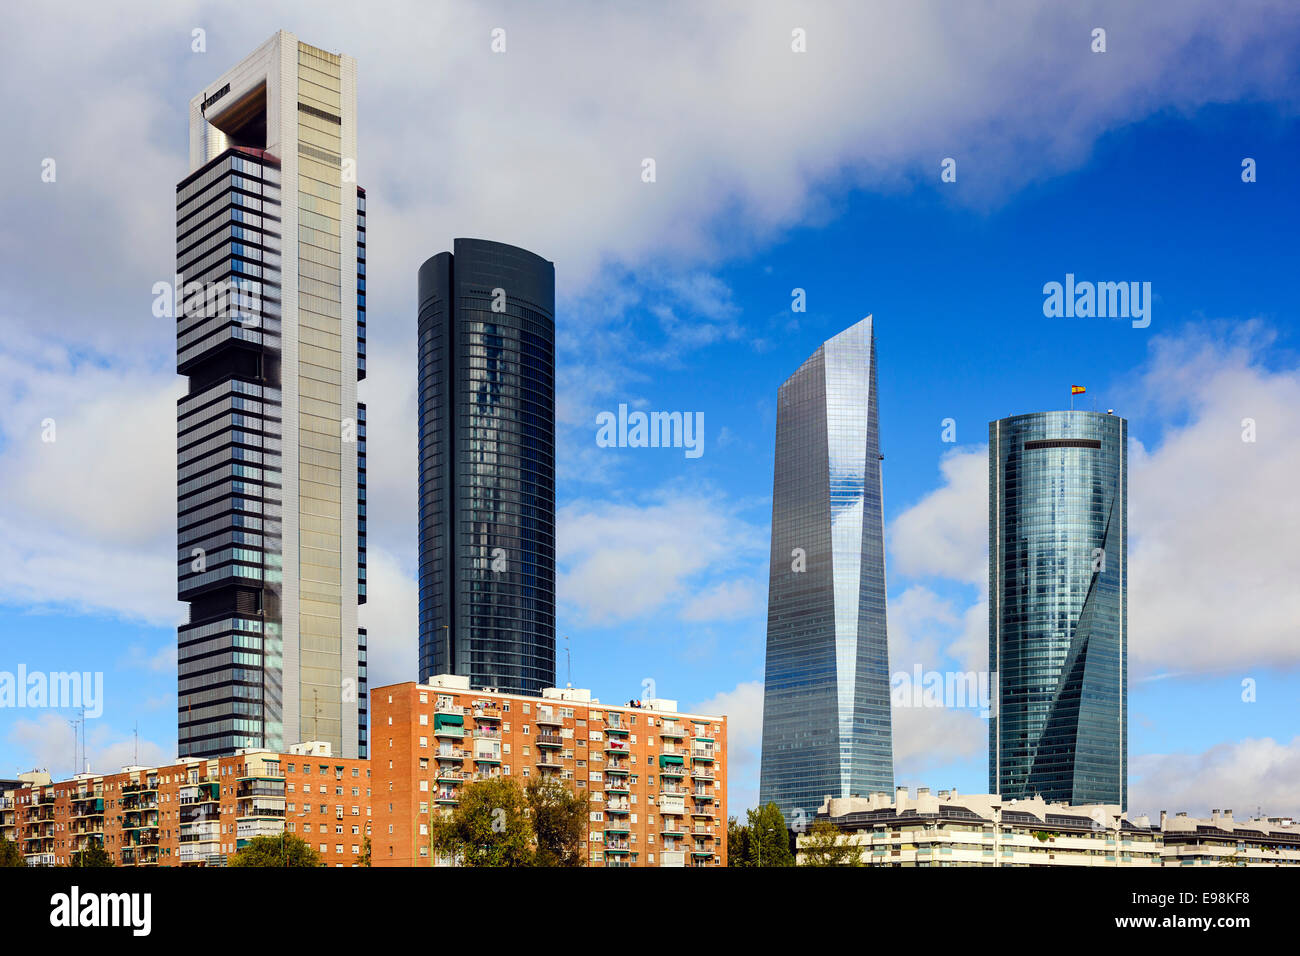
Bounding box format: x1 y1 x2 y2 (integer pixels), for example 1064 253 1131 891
759 317 894 824
417 240 556 696
989 410 1127 808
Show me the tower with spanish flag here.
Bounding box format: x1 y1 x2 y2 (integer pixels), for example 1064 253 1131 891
988 408 1127 809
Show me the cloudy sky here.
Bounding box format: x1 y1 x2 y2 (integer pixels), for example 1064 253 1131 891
1 1 1298 820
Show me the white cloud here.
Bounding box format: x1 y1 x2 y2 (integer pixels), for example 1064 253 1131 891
358 546 419 690
7 712 171 777
888 446 988 586
693 680 763 815
893 704 986 781
1130 736 1300 819
680 578 763 622
0 340 181 625
557 491 765 624
1126 324 1300 674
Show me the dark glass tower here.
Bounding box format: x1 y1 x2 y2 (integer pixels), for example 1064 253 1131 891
989 410 1127 808
417 240 557 696
759 317 894 825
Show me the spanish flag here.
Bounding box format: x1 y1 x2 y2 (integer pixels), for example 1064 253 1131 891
1071 385 1086 396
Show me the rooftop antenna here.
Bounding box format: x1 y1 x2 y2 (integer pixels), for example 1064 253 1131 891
68 718 80 779
564 635 571 686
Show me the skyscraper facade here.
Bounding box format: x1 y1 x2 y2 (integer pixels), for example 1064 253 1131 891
417 240 557 696
989 410 1127 808
176 32 366 759
759 317 894 824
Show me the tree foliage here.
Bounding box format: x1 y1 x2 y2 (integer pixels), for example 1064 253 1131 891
228 833 322 867
69 842 114 868
746 802 794 867
0 838 24 867
726 815 754 867
526 776 588 867
799 818 863 866
430 776 534 867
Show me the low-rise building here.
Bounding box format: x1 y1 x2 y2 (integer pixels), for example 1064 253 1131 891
9 743 369 867
372 676 728 867
1158 808 1300 866
800 788 1161 866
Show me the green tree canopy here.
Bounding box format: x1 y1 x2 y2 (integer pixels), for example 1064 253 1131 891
746 802 794 867
799 818 863 866
228 833 322 867
726 815 754 867
430 776 534 867
0 838 25 867
526 776 588 867
69 842 114 868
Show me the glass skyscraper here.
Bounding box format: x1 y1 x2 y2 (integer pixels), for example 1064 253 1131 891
989 410 1127 808
759 317 894 824
417 240 556 696
176 32 367 758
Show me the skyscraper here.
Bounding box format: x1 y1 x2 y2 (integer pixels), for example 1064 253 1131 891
989 410 1127 808
759 317 894 824
175 32 366 758
417 240 556 696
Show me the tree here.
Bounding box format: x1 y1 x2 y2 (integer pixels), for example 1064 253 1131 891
746 802 794 867
799 818 863 866
0 838 24 867
69 843 114 868
430 776 534 867
526 776 588 867
726 815 754 867
357 834 371 867
229 833 322 867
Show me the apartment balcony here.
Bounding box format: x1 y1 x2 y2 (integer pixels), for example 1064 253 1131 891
604 721 630 736
0 797 14 810
435 792 459 805
659 724 685 739
660 850 686 867
536 732 563 748
472 705 502 722
471 727 501 740
536 754 563 769
605 740 631 755
691 768 715 781
604 824 631 836
691 750 715 762
605 801 631 814
178 782 220 804
236 796 286 817
604 781 630 794
534 709 561 727
661 826 686 839
660 766 686 779
435 769 469 783
435 725 464 739
72 799 105 817
26 853 57 867
435 701 465 717
692 790 715 801
692 826 715 838
435 748 466 762
604 841 631 853
236 818 284 842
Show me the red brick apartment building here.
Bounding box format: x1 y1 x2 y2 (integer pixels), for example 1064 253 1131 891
2 742 370 867
372 676 728 867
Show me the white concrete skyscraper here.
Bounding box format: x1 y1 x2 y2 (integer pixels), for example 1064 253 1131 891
175 32 367 759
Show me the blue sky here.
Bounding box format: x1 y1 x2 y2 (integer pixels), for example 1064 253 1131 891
1 2 1298 819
